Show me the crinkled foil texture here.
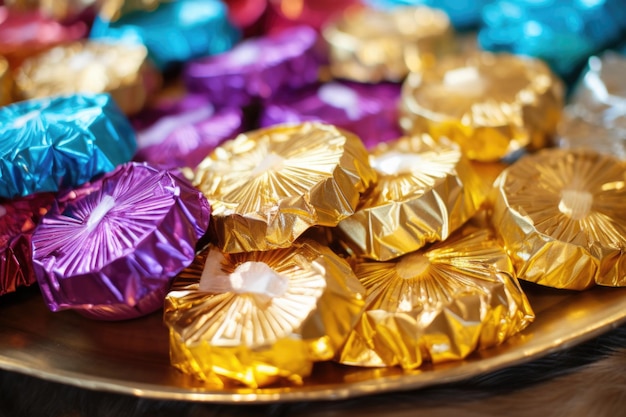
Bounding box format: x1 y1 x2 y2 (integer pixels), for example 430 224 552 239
0 6 87 67
32 162 211 320
133 94 243 169
322 6 453 83
0 193 54 296
0 93 137 199
490 148 626 290
336 135 486 261
0 56 11 106
194 122 377 253
184 25 320 108
164 239 366 388
15 41 155 115
338 222 534 369
89 0 240 71
260 81 402 149
400 52 564 162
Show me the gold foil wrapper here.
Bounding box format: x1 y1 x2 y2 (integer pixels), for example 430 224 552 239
490 148 626 290
335 134 486 261
337 220 534 369
194 122 377 253
0 56 11 106
400 52 564 162
557 110 626 160
96 0 165 21
322 6 453 83
15 41 157 115
4 0 96 20
164 239 366 388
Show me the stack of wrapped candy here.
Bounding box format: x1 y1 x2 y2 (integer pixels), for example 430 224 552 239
1 0 626 390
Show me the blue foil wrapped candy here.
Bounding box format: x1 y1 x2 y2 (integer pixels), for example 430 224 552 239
0 93 137 199
89 0 240 71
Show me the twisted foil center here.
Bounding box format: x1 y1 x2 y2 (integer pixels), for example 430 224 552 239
558 189 593 221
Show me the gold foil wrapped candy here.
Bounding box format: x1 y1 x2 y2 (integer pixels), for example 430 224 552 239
0 56 11 106
194 122 377 253
3 0 96 20
335 134 485 261
557 110 626 160
15 41 157 115
400 52 564 162
97 0 165 21
338 221 534 369
164 239 366 388
322 6 453 83
490 148 626 290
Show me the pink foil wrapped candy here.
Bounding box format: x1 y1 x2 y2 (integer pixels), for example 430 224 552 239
184 25 320 108
132 94 243 170
32 162 211 321
0 193 54 296
261 81 402 148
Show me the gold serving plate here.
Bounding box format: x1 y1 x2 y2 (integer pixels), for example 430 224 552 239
1 283 626 403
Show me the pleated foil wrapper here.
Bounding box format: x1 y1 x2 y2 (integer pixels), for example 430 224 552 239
260 81 402 149
490 148 626 290
89 0 240 71
338 219 534 369
194 122 377 253
336 134 486 261
0 193 54 296
0 93 137 199
0 56 11 106
184 25 319 109
132 94 244 170
400 52 564 162
0 6 87 67
322 5 453 83
164 239 366 388
556 110 626 160
15 41 158 115
32 162 211 321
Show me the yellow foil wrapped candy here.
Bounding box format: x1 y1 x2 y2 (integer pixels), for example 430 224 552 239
322 6 453 83
338 220 534 369
335 134 486 261
490 148 626 290
0 56 11 106
15 41 157 115
400 52 564 162
164 239 366 388
194 122 377 253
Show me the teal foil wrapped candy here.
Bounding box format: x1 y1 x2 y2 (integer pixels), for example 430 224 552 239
89 0 240 71
0 93 136 199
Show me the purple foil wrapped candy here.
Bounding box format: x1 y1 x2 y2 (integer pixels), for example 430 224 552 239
1 193 54 296
32 162 211 321
260 81 403 148
184 25 320 108
132 94 243 170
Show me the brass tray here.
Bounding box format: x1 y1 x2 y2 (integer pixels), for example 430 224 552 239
1 283 626 403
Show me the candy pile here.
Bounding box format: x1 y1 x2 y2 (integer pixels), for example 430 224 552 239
1 0 625 389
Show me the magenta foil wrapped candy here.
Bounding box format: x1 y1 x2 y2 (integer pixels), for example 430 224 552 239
260 81 402 148
132 94 243 169
183 25 320 108
32 162 211 321
1 193 54 296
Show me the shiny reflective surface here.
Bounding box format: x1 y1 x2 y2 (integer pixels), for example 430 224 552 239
1 283 626 402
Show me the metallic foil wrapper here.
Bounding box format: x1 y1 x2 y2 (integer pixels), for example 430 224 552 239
164 239 366 388
0 193 54 296
89 0 240 71
336 134 486 261
15 41 157 115
400 52 564 162
3 0 96 21
265 0 359 34
0 55 11 106
96 0 164 21
556 110 626 161
194 122 377 253
224 0 267 32
132 94 244 169
0 93 137 199
184 25 320 108
260 81 402 149
478 0 626 80
32 162 211 320
322 5 453 83
490 148 626 290
338 220 534 369
0 6 87 67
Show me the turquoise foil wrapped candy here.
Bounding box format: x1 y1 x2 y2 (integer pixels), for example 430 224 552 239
90 0 240 71
0 93 137 199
